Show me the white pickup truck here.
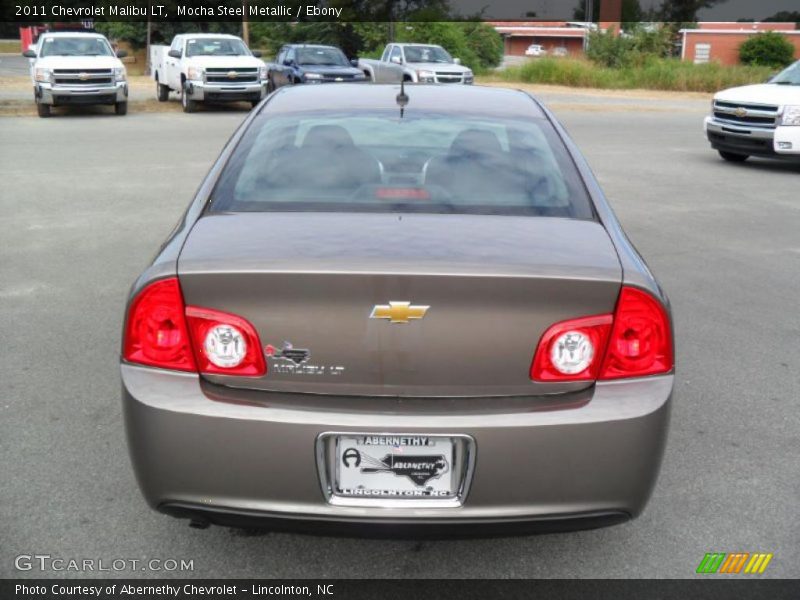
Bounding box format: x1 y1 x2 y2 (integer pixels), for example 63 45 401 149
704 59 800 163
358 43 474 84
23 31 129 118
150 33 268 112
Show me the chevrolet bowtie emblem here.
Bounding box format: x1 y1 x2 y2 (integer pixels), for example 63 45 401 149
370 302 429 324
78 72 90 80
227 70 238 79
734 107 748 118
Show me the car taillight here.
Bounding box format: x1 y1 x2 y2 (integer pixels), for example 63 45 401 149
531 286 672 382
123 278 196 372
123 278 267 377
185 306 266 377
598 286 672 380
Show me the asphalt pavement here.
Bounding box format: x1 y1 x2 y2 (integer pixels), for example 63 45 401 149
0 53 30 77
1 94 798 579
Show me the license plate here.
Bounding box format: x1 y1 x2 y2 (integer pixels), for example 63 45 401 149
323 434 473 504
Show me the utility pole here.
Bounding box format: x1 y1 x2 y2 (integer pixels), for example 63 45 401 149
145 17 152 76
583 0 593 53
242 0 250 45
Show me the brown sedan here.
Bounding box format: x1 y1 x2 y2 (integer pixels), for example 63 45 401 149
121 84 673 534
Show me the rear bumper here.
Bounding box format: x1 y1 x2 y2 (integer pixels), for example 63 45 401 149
185 80 266 103
36 82 127 105
122 364 672 532
704 116 800 159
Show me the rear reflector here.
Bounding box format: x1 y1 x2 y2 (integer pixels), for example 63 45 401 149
530 315 612 381
185 306 266 377
531 286 672 382
123 278 196 372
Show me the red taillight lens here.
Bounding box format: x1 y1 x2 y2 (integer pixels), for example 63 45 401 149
530 315 613 381
185 306 266 377
123 278 196 372
531 286 673 382
599 287 673 380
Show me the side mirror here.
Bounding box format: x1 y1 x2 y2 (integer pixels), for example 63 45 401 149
453 57 461 65
23 49 36 58
390 55 402 64
252 50 262 58
350 58 359 67
115 49 128 58
168 49 181 59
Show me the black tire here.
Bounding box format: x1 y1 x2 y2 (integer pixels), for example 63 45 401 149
181 84 198 113
115 101 128 116
36 102 50 118
718 150 748 163
266 77 275 94
250 100 260 109
156 78 169 102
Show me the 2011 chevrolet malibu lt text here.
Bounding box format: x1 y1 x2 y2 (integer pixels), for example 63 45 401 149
121 84 674 535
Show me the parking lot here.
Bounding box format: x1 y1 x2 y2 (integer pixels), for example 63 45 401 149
1 89 798 579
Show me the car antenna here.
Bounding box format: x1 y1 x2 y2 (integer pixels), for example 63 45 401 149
396 79 409 118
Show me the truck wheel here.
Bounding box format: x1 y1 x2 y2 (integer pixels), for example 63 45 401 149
115 101 128 116
718 151 748 163
266 77 275 94
181 88 198 113
36 102 51 118
156 79 169 102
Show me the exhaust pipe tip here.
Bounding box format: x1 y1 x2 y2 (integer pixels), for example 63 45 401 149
189 517 210 530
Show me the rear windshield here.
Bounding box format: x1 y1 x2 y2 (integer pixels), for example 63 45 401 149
209 110 594 219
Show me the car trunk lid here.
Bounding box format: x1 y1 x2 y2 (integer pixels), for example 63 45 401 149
177 212 622 397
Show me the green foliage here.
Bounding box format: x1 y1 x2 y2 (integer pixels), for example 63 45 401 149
94 23 147 48
250 20 502 72
739 32 796 68
495 57 776 93
586 27 672 68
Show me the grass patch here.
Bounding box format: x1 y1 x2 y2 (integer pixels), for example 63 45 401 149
494 57 775 93
0 40 21 53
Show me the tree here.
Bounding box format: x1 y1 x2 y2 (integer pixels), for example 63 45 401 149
656 0 727 23
763 12 800 25
739 31 796 68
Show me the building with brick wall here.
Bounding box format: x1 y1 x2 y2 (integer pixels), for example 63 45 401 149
681 23 800 66
489 22 590 57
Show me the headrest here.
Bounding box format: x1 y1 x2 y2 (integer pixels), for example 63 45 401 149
449 129 503 157
302 125 355 149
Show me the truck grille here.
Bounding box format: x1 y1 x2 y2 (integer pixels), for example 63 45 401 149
53 69 114 86
205 68 259 84
713 100 779 129
436 72 463 84
321 73 358 82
